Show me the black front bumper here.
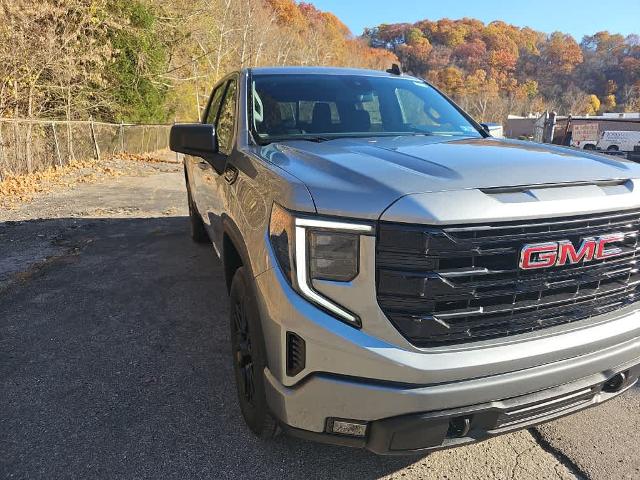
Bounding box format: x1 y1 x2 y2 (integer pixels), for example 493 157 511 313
282 362 640 455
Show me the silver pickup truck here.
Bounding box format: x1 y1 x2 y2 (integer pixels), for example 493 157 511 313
170 66 640 455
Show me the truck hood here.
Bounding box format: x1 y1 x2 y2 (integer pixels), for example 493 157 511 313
256 136 640 220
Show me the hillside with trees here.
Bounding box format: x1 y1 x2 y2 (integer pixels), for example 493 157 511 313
364 19 640 121
0 0 395 124
2 1 639 125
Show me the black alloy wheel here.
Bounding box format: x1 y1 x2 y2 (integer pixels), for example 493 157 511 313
231 296 255 405
228 267 278 438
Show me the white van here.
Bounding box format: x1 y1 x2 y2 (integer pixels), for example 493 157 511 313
597 130 640 152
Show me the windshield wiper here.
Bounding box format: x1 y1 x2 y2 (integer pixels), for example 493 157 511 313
406 128 478 137
405 128 435 136
298 136 331 143
259 135 331 145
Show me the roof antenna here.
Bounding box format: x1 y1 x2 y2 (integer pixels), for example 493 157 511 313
386 63 401 75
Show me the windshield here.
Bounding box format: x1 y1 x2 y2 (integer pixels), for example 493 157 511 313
250 74 482 143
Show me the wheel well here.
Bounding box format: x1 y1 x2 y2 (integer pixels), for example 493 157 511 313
223 233 243 293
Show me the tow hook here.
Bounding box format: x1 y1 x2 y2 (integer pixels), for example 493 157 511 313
603 371 628 393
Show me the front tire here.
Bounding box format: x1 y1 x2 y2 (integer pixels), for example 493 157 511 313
229 267 278 438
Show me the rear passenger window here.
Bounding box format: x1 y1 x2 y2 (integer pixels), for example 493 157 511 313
216 79 237 156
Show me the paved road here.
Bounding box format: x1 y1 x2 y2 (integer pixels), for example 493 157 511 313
1 162 638 479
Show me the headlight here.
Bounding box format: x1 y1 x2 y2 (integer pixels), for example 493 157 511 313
308 231 359 282
268 203 373 327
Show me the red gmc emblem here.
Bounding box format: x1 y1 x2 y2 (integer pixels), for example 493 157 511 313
519 233 626 270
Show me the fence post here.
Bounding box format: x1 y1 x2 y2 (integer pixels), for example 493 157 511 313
67 119 75 163
89 118 101 162
543 111 557 144
119 123 124 153
13 119 19 172
173 120 178 163
51 122 63 167
25 119 32 173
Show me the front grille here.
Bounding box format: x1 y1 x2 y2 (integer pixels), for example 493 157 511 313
376 209 640 347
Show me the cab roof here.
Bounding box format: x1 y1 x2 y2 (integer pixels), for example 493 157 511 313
247 66 417 79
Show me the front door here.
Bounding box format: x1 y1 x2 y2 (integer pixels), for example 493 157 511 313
198 76 238 253
189 80 227 220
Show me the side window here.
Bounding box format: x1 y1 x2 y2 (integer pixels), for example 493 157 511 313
216 79 237 155
204 82 227 124
395 88 436 126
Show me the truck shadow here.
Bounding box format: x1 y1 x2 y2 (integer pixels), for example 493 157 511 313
0 216 419 479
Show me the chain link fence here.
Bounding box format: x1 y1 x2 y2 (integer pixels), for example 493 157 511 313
0 118 172 177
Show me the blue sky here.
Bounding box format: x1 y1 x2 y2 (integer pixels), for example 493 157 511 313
310 0 640 41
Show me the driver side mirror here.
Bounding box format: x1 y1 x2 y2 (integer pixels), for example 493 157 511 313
170 123 223 171
480 123 492 136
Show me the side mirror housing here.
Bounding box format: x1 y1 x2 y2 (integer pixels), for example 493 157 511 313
170 123 218 158
480 123 492 136
170 123 226 173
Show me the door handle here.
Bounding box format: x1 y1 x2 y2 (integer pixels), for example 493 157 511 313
197 160 208 170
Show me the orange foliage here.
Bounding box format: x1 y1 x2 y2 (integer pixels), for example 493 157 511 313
264 0 399 70
541 32 583 75
364 18 640 116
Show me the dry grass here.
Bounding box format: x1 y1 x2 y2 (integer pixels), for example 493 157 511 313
117 151 178 165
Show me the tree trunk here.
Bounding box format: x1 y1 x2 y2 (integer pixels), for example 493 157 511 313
214 0 233 82
192 60 201 119
52 122 62 167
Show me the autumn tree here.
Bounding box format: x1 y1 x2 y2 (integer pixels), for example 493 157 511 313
538 31 583 91
396 28 432 76
365 17 640 119
434 66 465 96
0 0 172 122
158 0 400 120
587 94 601 115
4 4 640 124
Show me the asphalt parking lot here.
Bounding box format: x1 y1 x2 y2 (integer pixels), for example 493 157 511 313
1 159 639 479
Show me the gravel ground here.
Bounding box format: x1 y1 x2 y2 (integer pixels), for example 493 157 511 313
0 157 637 479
